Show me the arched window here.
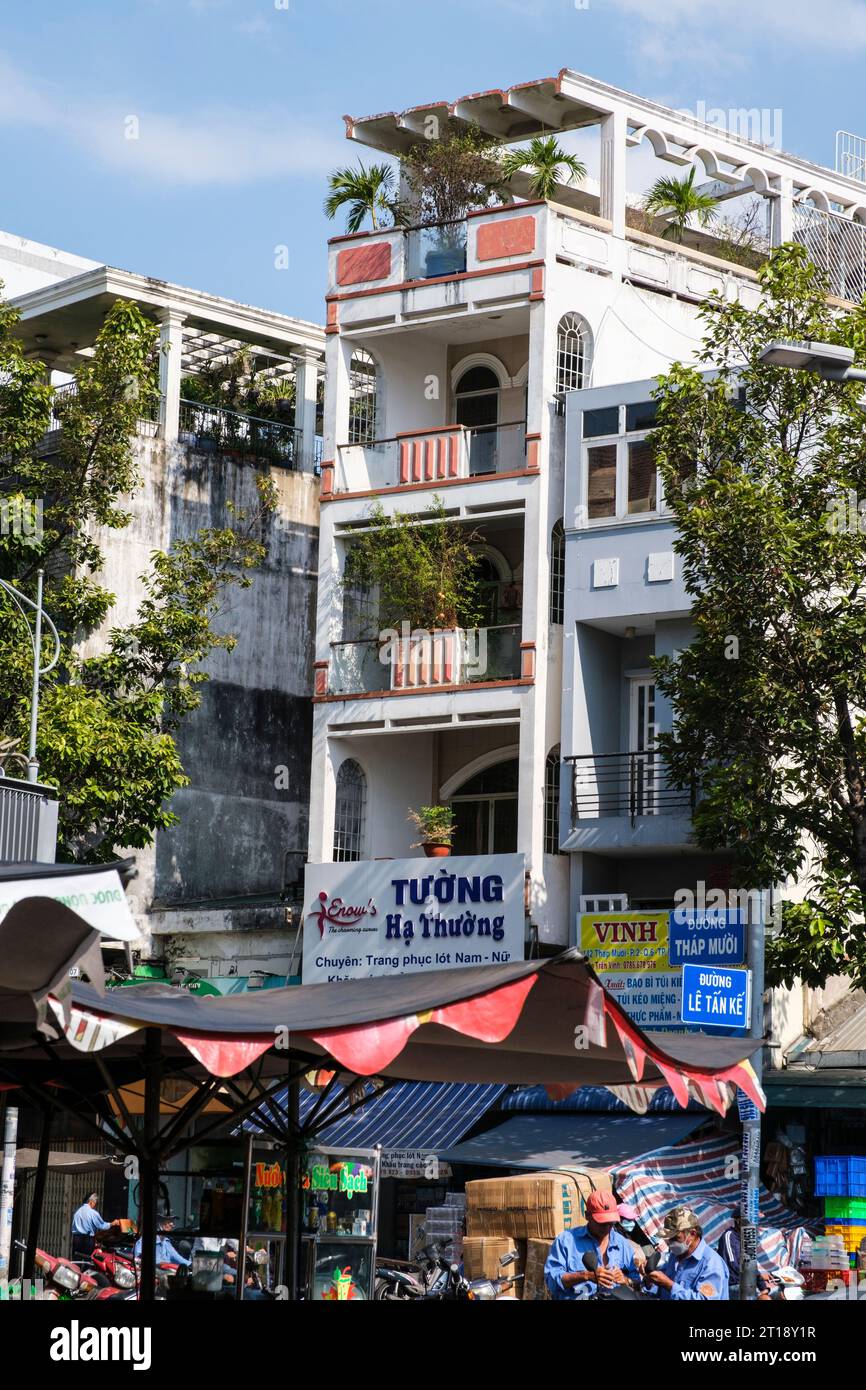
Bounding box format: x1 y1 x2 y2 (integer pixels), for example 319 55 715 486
556 313 592 394
549 519 565 625
333 759 367 861
544 745 562 855
455 364 500 476
348 349 378 445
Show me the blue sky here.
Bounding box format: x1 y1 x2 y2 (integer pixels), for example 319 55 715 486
2 0 866 324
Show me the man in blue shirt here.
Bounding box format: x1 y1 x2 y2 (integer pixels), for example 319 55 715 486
644 1206 729 1301
134 1215 191 1269
545 1190 642 1300
70 1193 120 1261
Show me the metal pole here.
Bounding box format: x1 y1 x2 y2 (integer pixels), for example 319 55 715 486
288 1076 300 1301
26 570 44 783
739 890 766 1301
0 1105 19 1283
236 1131 254 1302
23 1105 51 1283
138 1029 162 1303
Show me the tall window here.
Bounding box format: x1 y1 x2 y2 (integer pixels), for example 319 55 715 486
333 759 367 861
449 759 518 857
556 313 592 394
348 350 378 445
544 746 562 855
549 520 565 624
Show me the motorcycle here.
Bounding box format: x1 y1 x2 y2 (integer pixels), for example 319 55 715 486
465 1250 524 1301
376 1244 523 1302
13 1240 102 1300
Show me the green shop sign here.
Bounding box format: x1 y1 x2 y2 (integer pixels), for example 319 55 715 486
305 1163 369 1199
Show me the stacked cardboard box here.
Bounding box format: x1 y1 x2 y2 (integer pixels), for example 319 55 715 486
465 1171 584 1239
523 1237 553 1301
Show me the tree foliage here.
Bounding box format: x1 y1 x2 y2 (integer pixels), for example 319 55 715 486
500 135 586 202
651 243 866 987
0 289 277 862
644 166 719 242
397 122 505 226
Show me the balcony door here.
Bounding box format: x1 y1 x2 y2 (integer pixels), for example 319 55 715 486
628 676 657 815
449 757 518 856
455 366 499 476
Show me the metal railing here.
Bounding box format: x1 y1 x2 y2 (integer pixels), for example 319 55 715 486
793 202 866 303
465 421 527 476
0 776 58 861
179 399 304 468
329 624 522 696
567 751 695 827
44 380 159 441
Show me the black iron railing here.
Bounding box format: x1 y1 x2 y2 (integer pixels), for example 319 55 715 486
179 399 305 469
567 751 695 827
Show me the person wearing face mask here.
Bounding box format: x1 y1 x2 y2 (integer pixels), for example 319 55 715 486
545 1190 642 1300
644 1206 729 1301
616 1202 646 1273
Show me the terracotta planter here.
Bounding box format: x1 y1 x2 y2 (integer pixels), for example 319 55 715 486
423 843 452 858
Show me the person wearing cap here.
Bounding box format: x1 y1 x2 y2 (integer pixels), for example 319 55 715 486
545 1190 642 1300
643 1206 729 1301
617 1202 647 1272
133 1214 191 1268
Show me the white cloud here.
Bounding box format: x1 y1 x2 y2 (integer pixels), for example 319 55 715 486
0 55 346 186
608 0 866 61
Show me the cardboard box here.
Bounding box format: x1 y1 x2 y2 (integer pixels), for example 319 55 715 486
523 1237 552 1301
465 1172 586 1239
462 1236 524 1289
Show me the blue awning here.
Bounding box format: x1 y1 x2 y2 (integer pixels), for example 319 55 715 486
502 1085 707 1115
245 1080 505 1151
439 1111 707 1172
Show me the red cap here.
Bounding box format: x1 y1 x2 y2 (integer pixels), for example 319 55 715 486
585 1191 621 1224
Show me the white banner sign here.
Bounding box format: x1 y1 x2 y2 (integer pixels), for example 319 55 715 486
0 869 138 940
380 1152 452 1180
303 853 525 983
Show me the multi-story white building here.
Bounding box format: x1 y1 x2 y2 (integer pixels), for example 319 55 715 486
307 66 866 1006
1 230 325 983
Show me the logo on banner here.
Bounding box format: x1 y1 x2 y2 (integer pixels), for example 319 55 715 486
309 891 378 938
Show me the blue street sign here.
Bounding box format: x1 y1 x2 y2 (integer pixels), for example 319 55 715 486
681 963 751 1030
668 908 746 968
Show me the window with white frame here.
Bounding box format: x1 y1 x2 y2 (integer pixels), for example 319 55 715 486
556 313 592 394
544 746 563 855
582 399 662 522
348 349 378 445
333 758 367 861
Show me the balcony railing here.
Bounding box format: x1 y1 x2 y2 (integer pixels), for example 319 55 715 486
336 421 527 493
568 752 695 827
329 624 522 696
179 400 305 469
405 221 469 280
44 380 159 444
0 776 59 862
793 203 866 304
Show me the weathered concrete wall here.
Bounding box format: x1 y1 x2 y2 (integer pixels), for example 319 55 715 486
82 433 318 965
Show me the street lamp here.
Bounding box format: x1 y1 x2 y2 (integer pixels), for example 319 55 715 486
759 339 866 383
0 570 60 784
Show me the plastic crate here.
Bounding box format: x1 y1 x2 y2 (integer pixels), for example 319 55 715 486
814 1156 866 1197
825 1196 866 1222
824 1223 866 1253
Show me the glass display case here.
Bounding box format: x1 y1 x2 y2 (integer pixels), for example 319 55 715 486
300 1147 380 1301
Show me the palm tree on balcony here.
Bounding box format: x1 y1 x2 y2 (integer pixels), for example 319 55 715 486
324 162 396 233
643 167 719 243
500 135 587 201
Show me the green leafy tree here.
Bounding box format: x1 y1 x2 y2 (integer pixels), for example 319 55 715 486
324 162 396 233
644 166 719 242
342 500 484 633
501 135 586 201
397 122 505 226
650 243 866 988
0 289 277 862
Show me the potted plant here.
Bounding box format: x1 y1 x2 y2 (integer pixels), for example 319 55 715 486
396 122 506 277
408 805 456 858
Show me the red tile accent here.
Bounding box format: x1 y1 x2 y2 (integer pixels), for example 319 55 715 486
336 241 392 286
520 642 536 679
526 437 540 472
320 461 335 496
313 661 329 696
326 301 339 334
476 215 537 262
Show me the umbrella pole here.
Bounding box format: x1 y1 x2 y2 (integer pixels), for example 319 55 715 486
138 1028 162 1304
23 1103 52 1284
288 1073 300 1301
0 1102 18 1284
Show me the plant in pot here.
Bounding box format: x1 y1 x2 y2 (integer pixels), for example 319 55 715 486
396 122 506 278
408 805 456 858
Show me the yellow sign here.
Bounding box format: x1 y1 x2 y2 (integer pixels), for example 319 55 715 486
580 913 669 973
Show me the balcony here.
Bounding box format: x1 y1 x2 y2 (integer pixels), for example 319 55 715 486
564 751 696 855
334 421 527 494
0 776 59 862
329 624 522 696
